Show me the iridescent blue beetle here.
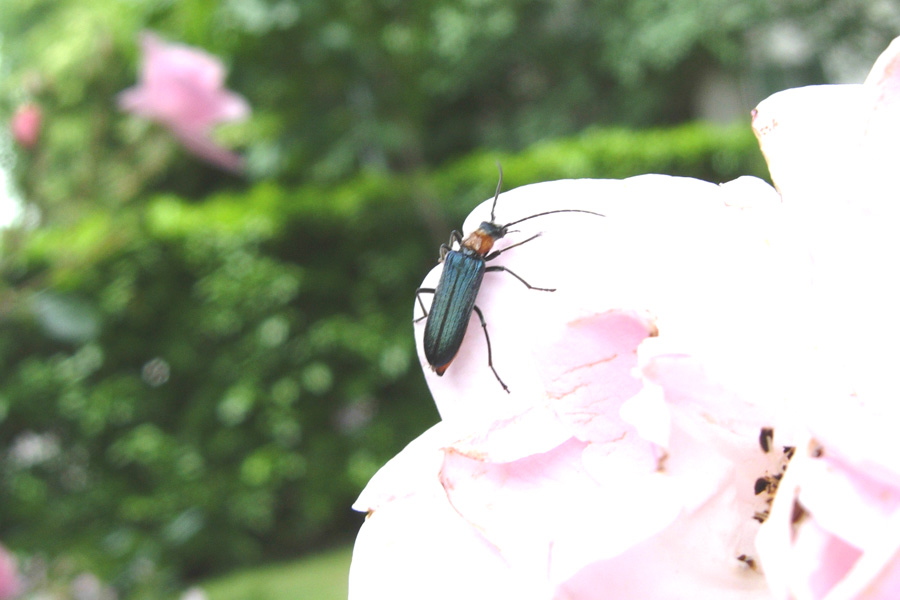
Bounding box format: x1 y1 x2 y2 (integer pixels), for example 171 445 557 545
415 166 603 392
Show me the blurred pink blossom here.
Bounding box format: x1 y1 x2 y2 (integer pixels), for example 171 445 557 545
118 32 250 172
0 544 20 599
10 103 41 149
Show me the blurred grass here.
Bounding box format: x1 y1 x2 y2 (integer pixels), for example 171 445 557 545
200 545 352 600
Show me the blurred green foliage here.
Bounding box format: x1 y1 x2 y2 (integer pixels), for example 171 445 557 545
201 545 352 600
3 0 894 221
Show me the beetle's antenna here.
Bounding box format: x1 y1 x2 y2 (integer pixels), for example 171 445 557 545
490 162 503 222
504 208 605 228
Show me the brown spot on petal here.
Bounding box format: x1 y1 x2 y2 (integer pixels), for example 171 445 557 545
759 427 774 453
791 500 808 525
752 115 778 138
809 441 824 458
655 450 669 472
789 498 810 541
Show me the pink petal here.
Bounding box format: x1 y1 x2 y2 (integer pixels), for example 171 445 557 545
172 129 246 173
439 437 684 585
799 455 900 550
859 36 900 200
350 424 550 600
352 423 448 514
846 514 900 600
749 38 900 416
757 440 900 600
350 476 546 600
751 83 870 202
863 36 900 132
556 501 771 600
799 522 863 600
637 353 787 551
640 353 776 457
118 31 249 171
140 32 226 92
752 36 900 212
441 407 573 464
536 310 656 444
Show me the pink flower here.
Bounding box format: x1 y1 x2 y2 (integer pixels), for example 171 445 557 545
10 103 41 149
118 32 250 172
351 175 793 599
351 36 900 600
0 544 21 600
751 37 900 600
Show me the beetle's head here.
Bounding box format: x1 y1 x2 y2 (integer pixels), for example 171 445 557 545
478 221 507 240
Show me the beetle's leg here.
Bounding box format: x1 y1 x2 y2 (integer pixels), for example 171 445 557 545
485 265 555 292
472 305 510 394
484 233 542 261
439 231 464 261
414 287 435 322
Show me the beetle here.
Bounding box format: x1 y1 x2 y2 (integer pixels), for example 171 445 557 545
415 166 604 392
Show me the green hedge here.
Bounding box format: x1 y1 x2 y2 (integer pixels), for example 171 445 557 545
0 122 767 596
